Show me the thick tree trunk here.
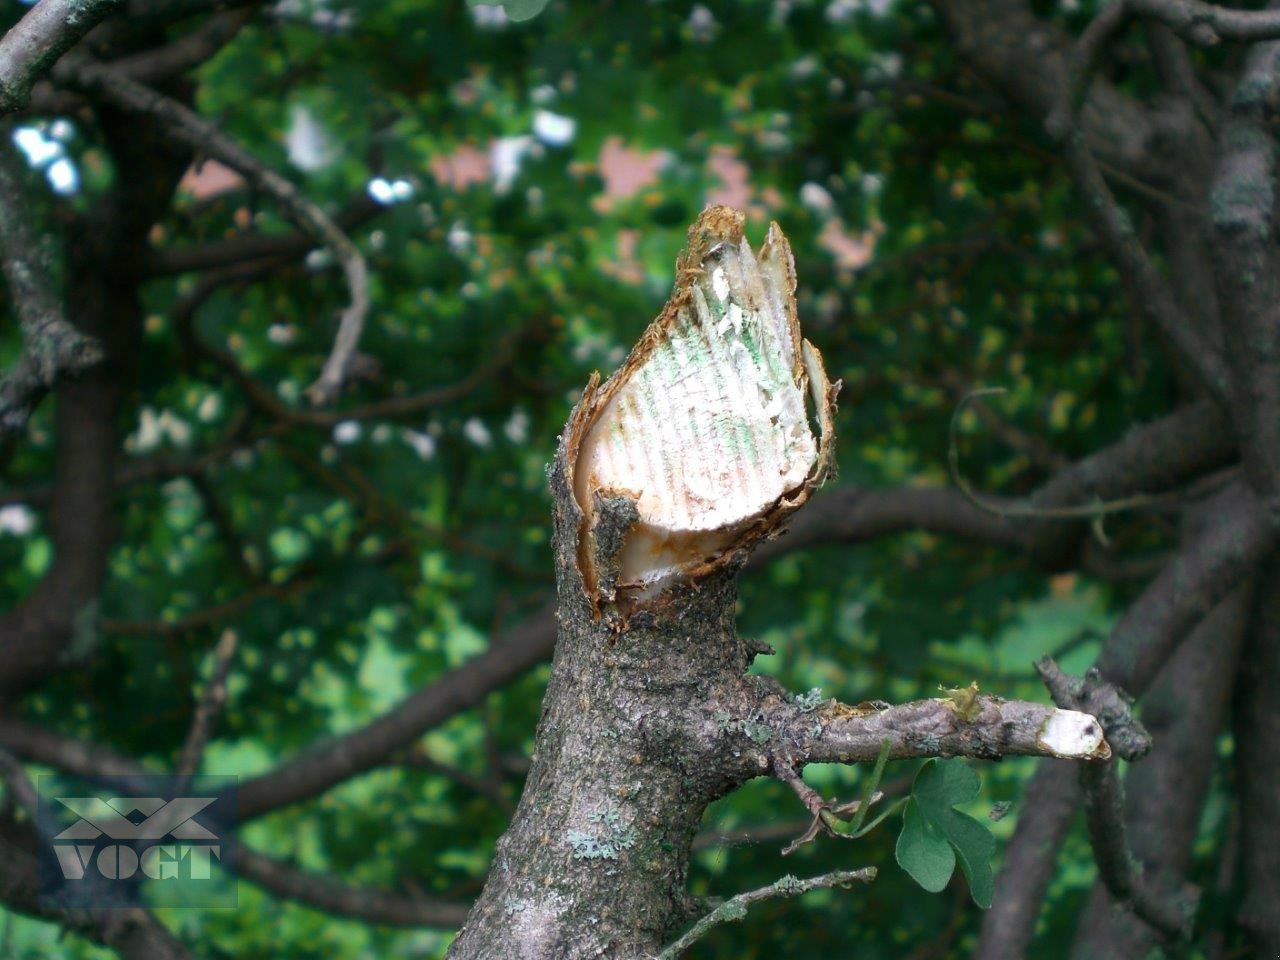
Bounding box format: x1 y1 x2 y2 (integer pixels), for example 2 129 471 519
444 513 754 958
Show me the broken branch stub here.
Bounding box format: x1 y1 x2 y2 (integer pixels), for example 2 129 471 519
566 206 838 608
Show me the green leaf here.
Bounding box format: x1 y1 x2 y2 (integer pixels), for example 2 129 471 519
941 806 996 908
895 759 997 908
895 798 954 893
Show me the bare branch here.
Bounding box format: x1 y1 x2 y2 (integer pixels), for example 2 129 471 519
1058 133 1230 405
1071 578 1248 958
0 751 191 959
1035 657 1151 761
1047 0 1134 140
790 695 1110 767
658 869 878 960
106 8 254 83
59 57 371 405
236 603 557 819
950 388 1175 522
0 722 471 930
174 627 238 785
1038 657 1195 941
1211 36 1280 503
0 0 121 116
142 194 382 276
935 369 1069 472
1128 0 1280 44
1235 555 1280 956
978 484 1272 957
974 761 1079 960
235 847 470 928
1097 482 1274 695
1077 763 1196 938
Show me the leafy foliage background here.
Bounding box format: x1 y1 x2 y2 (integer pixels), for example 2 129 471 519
0 0 1225 956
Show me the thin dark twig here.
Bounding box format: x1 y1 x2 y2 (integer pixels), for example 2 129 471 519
949 389 1170 520
175 628 238 788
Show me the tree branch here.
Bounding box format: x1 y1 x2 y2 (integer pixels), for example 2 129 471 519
1210 32 1280 505
1058 132 1230 405
59 57 371 404
235 603 557 819
1070 579 1249 958
1233 553 1280 956
1128 0 1280 44
105 7 254 83
0 0 121 116
977 482 1272 958
658 869 878 960
0 753 190 959
174 627 238 785
142 194 382 276
787 695 1110 766
234 847 471 928
0 137 101 434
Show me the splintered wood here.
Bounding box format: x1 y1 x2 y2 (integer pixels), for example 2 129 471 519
571 206 837 604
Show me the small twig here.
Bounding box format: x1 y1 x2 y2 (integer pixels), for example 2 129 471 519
657 868 877 959
1036 656 1151 761
1127 0 1280 44
59 57 371 405
1034 0 1232 407
175 628 239 789
949 389 1170 522
1060 135 1230 406
936 370 1068 472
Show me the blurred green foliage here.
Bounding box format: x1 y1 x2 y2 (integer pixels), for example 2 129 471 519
0 0 1226 956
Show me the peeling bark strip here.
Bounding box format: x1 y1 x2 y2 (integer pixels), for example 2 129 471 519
445 208 1105 960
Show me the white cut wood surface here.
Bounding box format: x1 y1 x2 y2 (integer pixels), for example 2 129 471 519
577 222 819 587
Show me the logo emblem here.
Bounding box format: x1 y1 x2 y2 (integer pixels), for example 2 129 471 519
37 775 238 908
